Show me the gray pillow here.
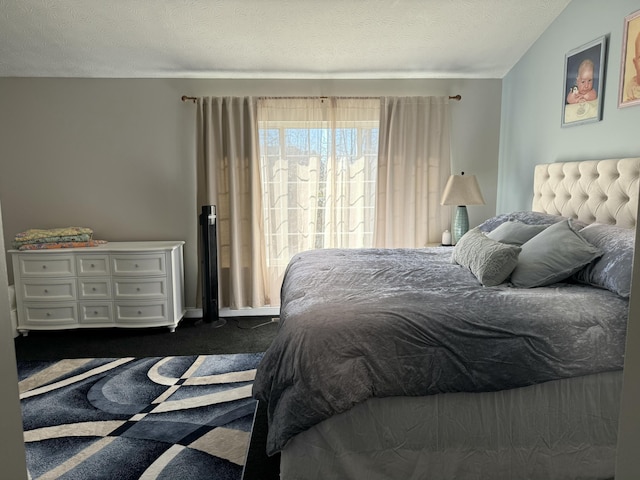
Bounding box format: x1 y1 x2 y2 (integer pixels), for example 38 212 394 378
510 219 602 288
477 211 588 233
486 221 549 245
572 223 635 297
452 227 522 286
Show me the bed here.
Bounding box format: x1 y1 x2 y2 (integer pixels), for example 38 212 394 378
251 157 639 480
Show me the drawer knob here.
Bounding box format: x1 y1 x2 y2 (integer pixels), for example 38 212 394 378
92 287 97 291
137 310 142 315
44 289 48 293
42 265 47 269
90 263 95 268
46 312 51 317
136 287 141 292
94 311 98 315
135 264 139 268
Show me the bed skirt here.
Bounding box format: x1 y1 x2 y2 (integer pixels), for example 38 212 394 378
280 371 621 480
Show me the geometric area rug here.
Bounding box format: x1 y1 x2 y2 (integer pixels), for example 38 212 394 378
17 353 263 480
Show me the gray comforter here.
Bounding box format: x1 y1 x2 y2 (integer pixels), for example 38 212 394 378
252 247 629 455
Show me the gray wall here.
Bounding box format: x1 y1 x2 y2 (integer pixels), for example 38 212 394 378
0 78 502 310
499 0 640 213
499 1 640 477
0 201 28 478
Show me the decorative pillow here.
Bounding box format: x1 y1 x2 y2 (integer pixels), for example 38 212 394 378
451 227 522 287
510 219 602 288
572 223 635 297
486 221 549 245
477 211 587 233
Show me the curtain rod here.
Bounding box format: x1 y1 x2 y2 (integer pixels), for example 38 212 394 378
181 94 462 103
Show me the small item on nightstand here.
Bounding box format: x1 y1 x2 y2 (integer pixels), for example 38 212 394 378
442 230 452 246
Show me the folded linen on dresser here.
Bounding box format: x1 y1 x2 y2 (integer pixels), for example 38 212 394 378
13 227 94 248
17 240 108 250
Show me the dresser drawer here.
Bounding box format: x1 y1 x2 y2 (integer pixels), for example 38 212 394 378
78 278 112 299
112 254 166 276
114 301 168 324
16 255 75 277
79 302 114 324
21 303 77 325
20 279 76 302
10 241 185 334
113 278 167 299
77 255 110 276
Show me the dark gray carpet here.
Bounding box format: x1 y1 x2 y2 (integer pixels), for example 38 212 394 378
14 316 278 361
14 316 281 480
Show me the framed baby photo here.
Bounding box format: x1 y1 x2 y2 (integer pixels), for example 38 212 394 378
618 9 640 108
561 36 607 127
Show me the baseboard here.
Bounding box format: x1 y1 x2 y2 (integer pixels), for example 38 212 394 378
183 308 203 319
184 306 280 318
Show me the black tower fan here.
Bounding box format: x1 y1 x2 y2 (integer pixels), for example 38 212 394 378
199 205 225 327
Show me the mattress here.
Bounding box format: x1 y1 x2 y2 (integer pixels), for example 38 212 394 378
281 370 622 480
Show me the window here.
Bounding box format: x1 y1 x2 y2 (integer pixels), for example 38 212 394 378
258 98 380 282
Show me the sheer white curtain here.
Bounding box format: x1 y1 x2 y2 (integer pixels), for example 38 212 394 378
257 97 380 301
374 96 451 248
196 97 269 309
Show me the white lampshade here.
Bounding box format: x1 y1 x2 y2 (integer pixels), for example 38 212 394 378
440 173 485 206
440 172 485 245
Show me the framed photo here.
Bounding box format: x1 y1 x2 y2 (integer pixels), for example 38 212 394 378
618 10 640 108
561 36 607 127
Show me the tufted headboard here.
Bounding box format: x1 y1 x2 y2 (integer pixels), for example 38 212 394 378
532 157 640 229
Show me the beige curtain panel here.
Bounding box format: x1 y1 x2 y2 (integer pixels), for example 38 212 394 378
196 97 269 310
374 96 452 248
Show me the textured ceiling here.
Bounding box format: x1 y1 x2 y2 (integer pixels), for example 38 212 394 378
0 0 571 79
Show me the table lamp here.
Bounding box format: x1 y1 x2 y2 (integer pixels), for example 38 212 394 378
440 172 485 244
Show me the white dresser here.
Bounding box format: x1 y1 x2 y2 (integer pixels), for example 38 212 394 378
10 241 186 335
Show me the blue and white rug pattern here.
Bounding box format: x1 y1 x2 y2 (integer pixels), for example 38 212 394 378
18 353 263 480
